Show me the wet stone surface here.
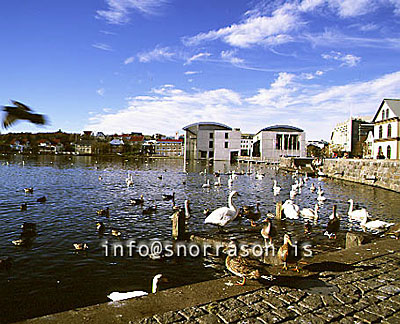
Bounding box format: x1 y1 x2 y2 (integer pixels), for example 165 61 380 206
131 243 400 324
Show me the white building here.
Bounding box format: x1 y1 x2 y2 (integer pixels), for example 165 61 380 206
183 122 241 161
372 99 400 159
240 134 253 156
330 116 373 157
251 125 306 162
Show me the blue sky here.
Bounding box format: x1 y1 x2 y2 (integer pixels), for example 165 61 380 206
1 0 400 140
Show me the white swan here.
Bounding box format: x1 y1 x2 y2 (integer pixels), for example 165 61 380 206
214 177 221 186
300 204 319 222
282 200 299 220
228 175 233 187
202 179 211 188
317 186 324 195
360 215 394 232
317 192 326 202
255 172 264 180
273 180 281 195
107 274 163 301
184 199 191 219
310 183 316 192
204 191 240 227
347 199 368 221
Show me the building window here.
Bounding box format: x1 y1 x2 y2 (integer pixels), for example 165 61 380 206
386 109 390 119
276 134 282 149
382 110 385 120
225 142 228 148
209 141 213 148
225 132 229 139
209 133 213 139
200 151 207 158
388 124 392 138
387 146 391 159
379 126 383 139
284 135 289 150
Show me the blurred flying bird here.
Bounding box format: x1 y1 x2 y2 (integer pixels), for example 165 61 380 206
2 100 47 129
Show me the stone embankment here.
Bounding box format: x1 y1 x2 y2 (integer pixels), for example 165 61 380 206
19 238 400 324
280 157 400 193
320 159 400 193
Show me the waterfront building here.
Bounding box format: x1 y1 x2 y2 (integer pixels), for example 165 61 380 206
372 98 400 159
155 138 183 157
213 129 241 161
240 134 253 156
251 125 306 162
75 140 92 155
330 117 373 157
183 122 234 161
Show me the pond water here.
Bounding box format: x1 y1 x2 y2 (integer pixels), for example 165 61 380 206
0 155 399 323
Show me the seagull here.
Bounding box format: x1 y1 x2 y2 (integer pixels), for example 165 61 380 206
2 100 47 129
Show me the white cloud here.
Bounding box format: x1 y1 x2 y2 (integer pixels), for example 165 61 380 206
137 46 175 63
220 50 244 65
327 0 375 17
124 56 135 64
184 52 211 65
97 88 105 96
92 43 113 51
85 71 400 140
322 51 361 67
96 0 168 24
184 71 200 75
183 5 300 48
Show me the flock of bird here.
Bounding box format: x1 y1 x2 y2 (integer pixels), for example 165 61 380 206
4 163 400 300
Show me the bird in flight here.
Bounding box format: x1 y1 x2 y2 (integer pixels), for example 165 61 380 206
2 100 47 129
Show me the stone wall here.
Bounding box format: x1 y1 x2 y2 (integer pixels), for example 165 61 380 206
320 159 400 192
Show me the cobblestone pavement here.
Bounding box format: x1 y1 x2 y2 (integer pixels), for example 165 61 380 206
133 251 400 324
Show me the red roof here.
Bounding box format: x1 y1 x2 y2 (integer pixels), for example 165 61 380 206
129 136 145 142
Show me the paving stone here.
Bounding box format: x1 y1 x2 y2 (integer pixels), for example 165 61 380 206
298 295 324 311
219 297 245 309
249 301 270 313
237 305 261 318
353 310 381 323
350 300 369 312
263 295 287 310
338 317 359 324
195 314 223 324
218 307 247 323
257 312 281 324
333 291 359 304
179 306 206 320
237 292 264 305
202 302 225 315
286 289 306 302
277 294 296 305
390 294 400 304
334 305 355 317
365 302 395 318
236 318 264 324
378 285 400 295
271 307 296 321
379 299 400 312
268 286 282 294
321 294 342 307
286 304 310 315
381 313 400 324
153 311 185 323
314 307 342 322
292 313 326 324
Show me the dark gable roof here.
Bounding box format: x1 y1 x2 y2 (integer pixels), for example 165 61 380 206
372 98 400 123
257 125 304 134
183 122 232 131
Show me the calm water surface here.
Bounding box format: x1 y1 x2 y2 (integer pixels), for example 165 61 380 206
0 155 399 323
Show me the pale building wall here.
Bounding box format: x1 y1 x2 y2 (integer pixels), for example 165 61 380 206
214 130 241 161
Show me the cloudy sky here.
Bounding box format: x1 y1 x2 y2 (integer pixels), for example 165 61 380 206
1 0 400 140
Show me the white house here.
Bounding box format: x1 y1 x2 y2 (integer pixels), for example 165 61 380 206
251 125 306 162
372 98 400 159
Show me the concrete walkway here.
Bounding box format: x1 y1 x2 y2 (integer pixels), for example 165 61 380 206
20 238 400 324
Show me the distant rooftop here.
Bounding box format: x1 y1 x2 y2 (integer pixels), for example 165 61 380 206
183 122 232 131
257 125 304 134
